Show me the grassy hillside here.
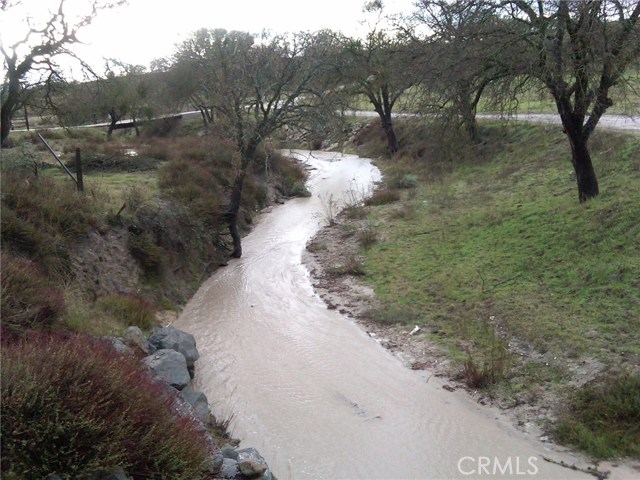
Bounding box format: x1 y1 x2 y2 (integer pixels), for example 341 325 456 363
1 122 309 339
353 119 640 458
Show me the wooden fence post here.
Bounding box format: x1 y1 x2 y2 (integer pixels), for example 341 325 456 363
24 105 30 131
75 148 84 193
37 133 77 185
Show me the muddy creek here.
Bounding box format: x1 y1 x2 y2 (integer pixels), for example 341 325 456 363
176 151 592 479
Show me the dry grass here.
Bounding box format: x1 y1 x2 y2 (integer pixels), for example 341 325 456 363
0 253 66 339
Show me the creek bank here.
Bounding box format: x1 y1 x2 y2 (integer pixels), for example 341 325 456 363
173 150 618 480
302 188 640 478
302 210 457 371
60 155 311 479
99 325 275 480
303 206 568 429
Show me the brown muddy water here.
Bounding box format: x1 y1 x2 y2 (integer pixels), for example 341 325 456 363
176 151 597 479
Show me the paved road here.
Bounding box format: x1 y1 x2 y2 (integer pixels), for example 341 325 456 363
478 112 640 133
19 109 640 134
345 110 640 133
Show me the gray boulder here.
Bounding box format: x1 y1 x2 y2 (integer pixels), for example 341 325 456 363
148 326 199 374
220 458 239 478
124 326 150 354
76 467 132 480
221 444 239 460
206 453 224 476
178 385 211 424
237 448 269 478
143 349 190 390
101 336 131 355
101 468 131 480
239 459 267 478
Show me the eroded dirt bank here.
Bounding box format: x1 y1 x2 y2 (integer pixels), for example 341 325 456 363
175 150 629 480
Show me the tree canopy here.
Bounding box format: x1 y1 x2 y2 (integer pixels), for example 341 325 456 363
1 0 127 146
171 28 343 257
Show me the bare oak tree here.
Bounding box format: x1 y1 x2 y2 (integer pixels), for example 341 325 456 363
168 30 220 129
494 0 640 202
1 0 126 147
411 0 523 143
173 29 339 257
339 27 416 155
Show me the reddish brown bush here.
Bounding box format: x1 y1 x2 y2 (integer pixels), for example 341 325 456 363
1 333 212 479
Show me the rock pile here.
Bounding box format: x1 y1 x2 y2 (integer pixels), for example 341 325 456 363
96 325 275 480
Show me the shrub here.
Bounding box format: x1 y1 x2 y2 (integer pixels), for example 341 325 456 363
1 205 40 256
344 205 367 220
158 158 226 223
65 151 159 173
554 372 640 459
383 161 420 189
124 197 222 302
280 178 311 197
267 153 310 197
1 333 212 479
241 175 269 212
124 184 148 211
95 294 157 331
462 354 496 389
128 231 165 277
129 197 219 263
357 224 378 248
327 254 366 277
0 254 66 338
1 175 96 236
395 173 419 189
1 174 99 276
462 341 510 389
319 193 340 227
364 189 401 206
0 141 39 175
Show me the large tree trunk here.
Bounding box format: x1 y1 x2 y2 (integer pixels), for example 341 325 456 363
225 141 258 258
1 58 20 148
107 108 119 139
132 116 140 137
560 109 600 203
1 102 13 148
226 170 246 258
569 135 599 203
459 98 480 144
380 113 398 155
198 107 209 129
464 115 480 144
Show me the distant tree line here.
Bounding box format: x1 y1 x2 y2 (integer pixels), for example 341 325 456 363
3 0 639 215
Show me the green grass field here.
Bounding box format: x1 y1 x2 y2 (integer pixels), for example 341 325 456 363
368 124 639 358
355 120 640 458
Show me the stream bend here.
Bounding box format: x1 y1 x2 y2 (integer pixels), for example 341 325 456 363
176 150 591 480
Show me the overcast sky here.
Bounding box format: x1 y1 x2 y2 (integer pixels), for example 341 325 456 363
1 0 417 72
